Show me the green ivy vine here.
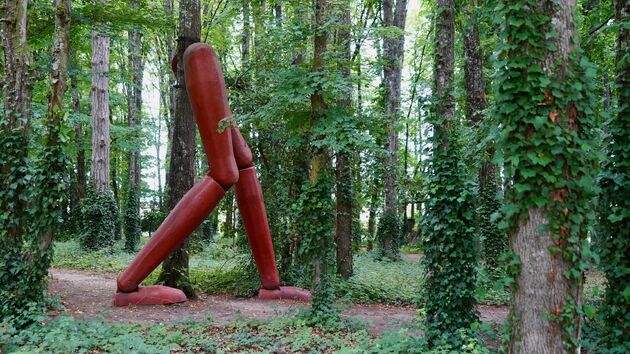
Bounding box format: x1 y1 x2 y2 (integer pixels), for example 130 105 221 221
421 125 479 344
79 188 119 250
123 188 141 252
493 0 600 350
597 2 630 350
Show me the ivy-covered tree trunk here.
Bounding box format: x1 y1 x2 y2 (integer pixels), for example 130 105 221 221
462 0 505 270
0 0 37 325
302 0 336 321
41 0 72 250
496 1 599 352
599 0 630 350
335 3 353 279
379 0 408 260
421 0 478 343
124 1 143 252
157 0 200 298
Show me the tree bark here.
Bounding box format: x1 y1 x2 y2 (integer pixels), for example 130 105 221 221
309 0 331 293
2 0 32 242
41 0 71 249
157 0 200 299
164 0 176 189
462 0 503 266
91 0 111 193
127 0 143 197
433 0 455 143
70 64 86 204
381 0 408 259
241 0 250 70
508 1 583 353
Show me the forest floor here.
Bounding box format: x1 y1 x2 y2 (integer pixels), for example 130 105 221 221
48 267 508 336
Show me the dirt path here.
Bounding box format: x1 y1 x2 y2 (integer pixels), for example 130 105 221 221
49 268 506 335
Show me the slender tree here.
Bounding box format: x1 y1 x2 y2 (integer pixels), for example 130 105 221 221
124 0 144 252
421 0 478 343
157 0 201 298
301 0 337 320
379 0 408 260
335 1 353 279
91 0 111 193
462 0 505 270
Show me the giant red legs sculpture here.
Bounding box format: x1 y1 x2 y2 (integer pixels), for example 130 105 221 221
114 43 311 306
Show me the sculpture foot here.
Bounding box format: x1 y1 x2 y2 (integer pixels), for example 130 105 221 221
113 285 187 306
258 286 311 301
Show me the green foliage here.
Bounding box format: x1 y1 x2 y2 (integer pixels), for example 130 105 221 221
0 114 67 327
123 188 141 252
296 169 339 324
141 209 166 234
421 126 479 343
333 254 422 305
0 314 376 354
477 172 506 271
493 0 601 349
376 211 401 261
596 4 630 350
79 188 120 250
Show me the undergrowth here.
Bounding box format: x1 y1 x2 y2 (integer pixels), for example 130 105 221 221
0 313 494 354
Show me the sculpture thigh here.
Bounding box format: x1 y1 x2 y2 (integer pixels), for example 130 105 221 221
116 43 280 294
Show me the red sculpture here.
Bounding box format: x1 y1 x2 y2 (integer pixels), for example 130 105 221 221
114 43 311 306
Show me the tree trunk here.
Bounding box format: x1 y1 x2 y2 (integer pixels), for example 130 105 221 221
2 0 32 242
224 191 234 240
41 0 71 249
366 178 379 251
334 4 353 279
164 0 176 189
507 1 586 352
599 0 630 348
241 0 250 69
91 0 110 193
124 1 143 250
127 1 143 197
380 0 408 259
308 0 334 304
157 0 200 299
70 65 86 204
462 0 504 268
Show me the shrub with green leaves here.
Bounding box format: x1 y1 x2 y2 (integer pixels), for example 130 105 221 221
79 188 119 250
